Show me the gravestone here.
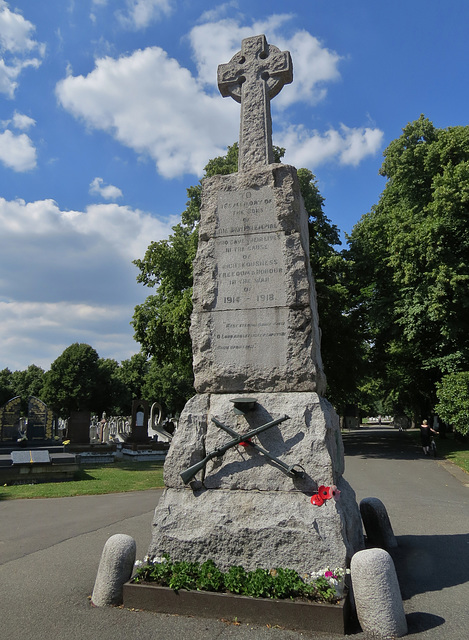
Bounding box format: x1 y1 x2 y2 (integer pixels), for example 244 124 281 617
11 449 51 465
27 396 54 440
128 399 149 444
0 396 21 441
68 410 91 444
148 35 363 574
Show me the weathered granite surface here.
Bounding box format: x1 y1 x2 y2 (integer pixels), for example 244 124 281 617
164 393 343 492
149 392 364 573
149 485 362 575
351 548 407 638
92 534 136 607
191 164 326 395
218 34 293 172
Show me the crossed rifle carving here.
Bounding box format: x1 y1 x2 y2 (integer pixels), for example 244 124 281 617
180 414 305 484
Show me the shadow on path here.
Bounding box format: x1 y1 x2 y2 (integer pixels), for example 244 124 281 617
391 533 469 599
342 426 422 460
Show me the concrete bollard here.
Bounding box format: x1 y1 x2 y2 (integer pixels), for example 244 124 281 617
351 548 407 638
91 534 136 606
360 497 397 549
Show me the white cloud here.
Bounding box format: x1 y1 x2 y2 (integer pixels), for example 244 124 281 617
117 0 173 29
0 300 138 370
0 1 45 97
55 16 382 181
198 2 239 24
0 196 177 369
12 111 35 130
0 129 37 170
90 177 123 200
56 47 238 178
278 124 384 168
0 196 176 266
189 14 342 106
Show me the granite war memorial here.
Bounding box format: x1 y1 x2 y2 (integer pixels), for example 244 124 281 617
148 34 364 574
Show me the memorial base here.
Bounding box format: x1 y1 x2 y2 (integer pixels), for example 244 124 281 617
149 392 364 575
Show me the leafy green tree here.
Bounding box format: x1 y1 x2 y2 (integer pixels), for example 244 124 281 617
348 115 469 418
435 372 469 436
133 144 362 412
0 368 14 406
117 352 150 412
95 358 129 416
299 168 367 409
41 343 102 417
11 365 45 413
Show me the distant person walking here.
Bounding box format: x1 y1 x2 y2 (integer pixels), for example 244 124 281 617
420 419 438 455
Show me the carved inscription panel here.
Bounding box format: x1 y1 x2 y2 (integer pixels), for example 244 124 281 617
215 187 286 311
216 186 278 236
211 187 288 367
214 232 286 310
212 308 288 368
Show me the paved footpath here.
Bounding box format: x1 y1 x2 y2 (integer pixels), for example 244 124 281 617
0 427 468 640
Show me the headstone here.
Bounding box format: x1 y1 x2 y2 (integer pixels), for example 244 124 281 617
68 410 91 444
11 449 51 465
0 396 21 441
148 35 363 575
27 396 54 440
344 404 360 430
128 399 149 444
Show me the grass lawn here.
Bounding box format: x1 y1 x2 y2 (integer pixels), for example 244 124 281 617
407 429 469 473
0 460 165 500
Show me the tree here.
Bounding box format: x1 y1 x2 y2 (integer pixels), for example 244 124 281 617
133 145 362 412
348 115 469 418
0 368 14 406
435 372 469 436
298 168 368 409
94 358 129 417
41 343 102 417
11 365 45 413
117 352 150 412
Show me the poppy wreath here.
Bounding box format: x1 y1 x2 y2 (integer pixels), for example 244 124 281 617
310 485 341 506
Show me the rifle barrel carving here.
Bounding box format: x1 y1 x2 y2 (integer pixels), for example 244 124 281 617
180 414 289 484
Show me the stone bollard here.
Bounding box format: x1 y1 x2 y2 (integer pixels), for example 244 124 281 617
351 548 407 638
91 534 136 606
360 497 397 549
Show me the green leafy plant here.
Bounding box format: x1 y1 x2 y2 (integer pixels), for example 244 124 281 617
308 576 339 603
223 565 248 594
196 559 224 592
132 556 348 603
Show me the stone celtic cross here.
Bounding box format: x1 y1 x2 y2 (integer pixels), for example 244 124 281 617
217 35 293 172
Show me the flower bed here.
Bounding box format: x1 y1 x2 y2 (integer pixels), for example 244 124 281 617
123 582 351 634
123 556 353 634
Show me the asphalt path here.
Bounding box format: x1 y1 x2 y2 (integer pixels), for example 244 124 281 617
342 426 469 639
0 426 467 640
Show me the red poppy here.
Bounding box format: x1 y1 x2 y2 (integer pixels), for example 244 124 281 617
318 485 332 500
311 493 324 506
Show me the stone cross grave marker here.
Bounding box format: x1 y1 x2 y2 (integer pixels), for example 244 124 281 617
149 35 363 576
218 34 292 172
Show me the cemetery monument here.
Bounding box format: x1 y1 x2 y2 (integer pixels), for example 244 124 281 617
148 34 364 574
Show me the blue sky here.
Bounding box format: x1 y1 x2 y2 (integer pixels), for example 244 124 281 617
1 0 468 372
